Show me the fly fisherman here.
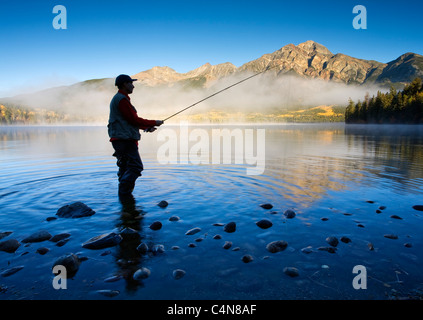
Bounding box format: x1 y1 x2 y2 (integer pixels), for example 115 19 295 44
108 74 163 197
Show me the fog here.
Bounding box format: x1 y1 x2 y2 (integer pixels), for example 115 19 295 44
2 72 388 123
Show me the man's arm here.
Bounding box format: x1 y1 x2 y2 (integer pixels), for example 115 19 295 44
118 99 159 130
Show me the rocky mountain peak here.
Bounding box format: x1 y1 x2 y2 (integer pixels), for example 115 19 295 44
297 40 333 56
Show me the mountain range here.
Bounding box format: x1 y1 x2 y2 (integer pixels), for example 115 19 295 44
132 40 423 88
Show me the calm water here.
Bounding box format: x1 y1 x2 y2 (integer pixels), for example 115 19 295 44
0 123 423 300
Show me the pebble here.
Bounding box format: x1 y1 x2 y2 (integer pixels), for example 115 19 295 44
357 224 365 228
0 239 21 253
151 244 165 254
368 243 375 251
22 230 52 243
0 232 12 240
96 290 120 298
104 275 122 283
260 203 273 209
241 255 254 263
56 202 95 218
321 217 329 221
137 243 148 254
317 246 337 253
173 269 186 280
1 266 24 277
340 236 352 243
133 267 151 280
82 232 122 249
149 221 162 231
52 253 81 278
390 215 403 220
384 234 398 240
266 240 288 253
49 233 71 243
171 246 180 250
404 243 413 248
412 205 423 211
256 219 273 229
46 217 57 222
169 216 180 221
185 227 201 235
188 243 196 248
283 209 296 219
36 247 49 255
326 236 339 247
213 234 222 240
379 206 387 210
223 222 236 233
223 241 232 249
157 200 169 208
301 246 313 254
283 267 299 277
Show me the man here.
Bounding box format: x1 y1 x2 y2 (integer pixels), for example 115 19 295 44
108 74 163 196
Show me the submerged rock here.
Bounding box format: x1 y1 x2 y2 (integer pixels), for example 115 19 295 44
260 203 273 210
326 236 339 247
96 290 120 298
283 267 299 277
223 241 232 249
412 205 423 211
157 200 169 208
173 269 186 280
301 246 313 254
318 246 337 253
149 221 162 231
36 247 50 255
266 240 288 253
52 253 81 278
185 227 201 235
384 234 398 240
1 266 24 277
22 230 52 243
256 219 273 229
49 233 71 243
56 202 95 218
223 222 236 233
340 236 352 244
0 232 12 240
136 242 148 254
0 239 20 253
283 209 296 219
241 255 254 263
133 267 151 280
390 215 403 220
82 232 122 250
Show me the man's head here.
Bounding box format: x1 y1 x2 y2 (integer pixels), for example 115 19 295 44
115 74 137 94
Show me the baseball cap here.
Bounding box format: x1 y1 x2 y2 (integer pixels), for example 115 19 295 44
115 74 137 87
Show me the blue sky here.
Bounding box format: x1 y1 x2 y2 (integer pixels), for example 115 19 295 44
0 0 422 96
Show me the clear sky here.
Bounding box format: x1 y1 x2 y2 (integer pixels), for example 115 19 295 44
0 0 422 96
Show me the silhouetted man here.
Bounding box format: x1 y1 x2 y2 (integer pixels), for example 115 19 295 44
108 74 163 197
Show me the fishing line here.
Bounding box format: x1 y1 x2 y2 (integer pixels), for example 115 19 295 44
162 64 278 122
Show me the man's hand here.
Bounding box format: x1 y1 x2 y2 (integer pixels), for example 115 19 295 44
144 127 157 133
155 120 164 126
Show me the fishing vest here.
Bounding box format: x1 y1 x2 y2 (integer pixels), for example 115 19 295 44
108 92 141 140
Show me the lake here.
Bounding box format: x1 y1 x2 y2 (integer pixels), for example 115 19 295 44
0 123 423 300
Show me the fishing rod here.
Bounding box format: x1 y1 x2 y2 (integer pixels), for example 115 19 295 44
162 64 278 122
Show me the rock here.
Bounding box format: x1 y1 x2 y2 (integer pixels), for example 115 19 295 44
0 232 12 240
195 238 203 242
283 209 296 219
151 244 165 254
241 255 254 263
301 246 313 254
169 216 180 221
46 217 57 222
188 243 196 248
357 224 365 228
326 236 339 247
82 232 122 250
390 215 403 220
256 219 273 229
340 236 352 243
0 239 20 253
185 227 201 235
404 243 413 248
384 234 398 240
368 243 375 251
56 202 95 218
136 242 148 254
317 246 337 253
223 222 236 233
283 267 299 277
173 269 186 280
149 221 162 230
22 230 52 243
366 200 375 204
96 290 120 298
213 234 222 240
157 200 168 208
36 247 50 255
379 206 387 210
56 239 69 247
223 241 232 249
171 246 180 250
1 266 24 277
52 253 81 278
266 240 288 253
260 203 273 209
49 233 71 243
321 217 329 221
213 223 225 226
133 267 151 280
376 209 382 214
412 205 423 211
104 275 123 283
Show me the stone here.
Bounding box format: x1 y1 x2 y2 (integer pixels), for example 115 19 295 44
157 200 169 208
46 217 57 221
390 215 403 220
0 232 12 240
52 253 81 278
1 266 24 277
384 234 398 240
301 246 313 254
223 241 232 249
133 267 151 280
223 222 236 233
283 209 296 219
412 205 423 211
241 255 254 263
22 230 52 243
152 244 165 254
340 236 352 243
0 239 20 253
49 233 71 243
173 269 186 280
213 234 222 240
36 247 50 255
283 267 299 277
404 243 413 248
188 243 196 248
326 236 339 247
169 216 180 221
96 290 120 297
185 227 201 235
149 221 162 230
260 203 273 209
136 242 148 254
317 246 337 253
56 239 69 247
266 240 288 253
256 219 273 229
82 232 122 249
56 202 95 218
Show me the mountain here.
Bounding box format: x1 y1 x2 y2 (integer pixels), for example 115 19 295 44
130 41 422 88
